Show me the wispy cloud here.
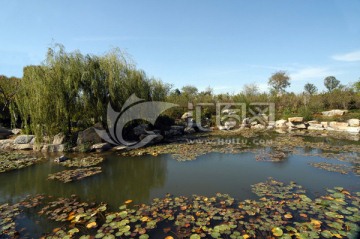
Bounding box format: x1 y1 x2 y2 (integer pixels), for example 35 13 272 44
290 67 333 81
332 50 360 62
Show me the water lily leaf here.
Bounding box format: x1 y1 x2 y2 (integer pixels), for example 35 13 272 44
190 234 201 239
272 227 283 237
86 221 97 229
321 230 333 238
139 234 149 239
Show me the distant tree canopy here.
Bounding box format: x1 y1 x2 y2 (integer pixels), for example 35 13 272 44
324 76 340 92
268 71 291 94
14 45 170 138
304 83 318 95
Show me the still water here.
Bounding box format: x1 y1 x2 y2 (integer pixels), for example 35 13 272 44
0 149 359 210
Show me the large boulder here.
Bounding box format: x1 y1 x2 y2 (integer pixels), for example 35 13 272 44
348 119 360 127
53 133 66 145
0 127 13 139
77 126 103 146
13 135 34 144
322 109 348 117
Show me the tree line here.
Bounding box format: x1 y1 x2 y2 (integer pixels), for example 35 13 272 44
1 45 359 139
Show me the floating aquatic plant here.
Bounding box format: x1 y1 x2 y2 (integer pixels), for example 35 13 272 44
48 167 102 183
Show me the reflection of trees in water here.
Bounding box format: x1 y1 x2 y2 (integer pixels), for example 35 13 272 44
100 154 168 206
0 154 168 208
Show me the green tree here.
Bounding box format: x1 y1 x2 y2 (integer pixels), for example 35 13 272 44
324 76 340 92
304 83 318 95
268 71 291 94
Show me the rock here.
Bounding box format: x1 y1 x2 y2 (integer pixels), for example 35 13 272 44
251 124 266 130
224 120 237 129
294 124 307 129
322 109 348 117
184 127 196 134
329 122 349 128
77 126 102 146
13 135 35 144
308 126 326 131
53 133 66 145
275 119 287 128
307 120 319 126
321 122 329 127
0 139 14 150
112 145 128 151
288 117 303 123
11 128 21 135
13 144 33 150
133 124 149 136
250 121 258 126
54 155 68 163
41 144 65 152
348 119 360 127
218 126 229 131
0 127 13 139
91 142 112 152
345 127 360 134
308 123 322 128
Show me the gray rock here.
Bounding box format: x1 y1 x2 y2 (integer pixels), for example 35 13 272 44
14 135 34 144
77 126 102 145
0 127 13 139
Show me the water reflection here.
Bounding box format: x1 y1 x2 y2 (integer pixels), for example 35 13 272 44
0 150 359 209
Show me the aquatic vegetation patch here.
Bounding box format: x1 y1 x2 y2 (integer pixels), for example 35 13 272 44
309 162 358 175
2 179 359 238
48 167 102 183
0 151 44 173
59 155 105 167
121 141 250 161
0 203 21 238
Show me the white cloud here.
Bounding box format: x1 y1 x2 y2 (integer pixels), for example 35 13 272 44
332 50 360 62
290 67 333 81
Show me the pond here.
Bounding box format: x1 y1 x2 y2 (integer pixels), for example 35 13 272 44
0 135 359 238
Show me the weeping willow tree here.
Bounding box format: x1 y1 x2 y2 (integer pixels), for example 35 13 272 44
15 45 171 140
0 75 20 127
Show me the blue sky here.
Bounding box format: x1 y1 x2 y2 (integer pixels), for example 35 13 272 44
1 0 360 93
